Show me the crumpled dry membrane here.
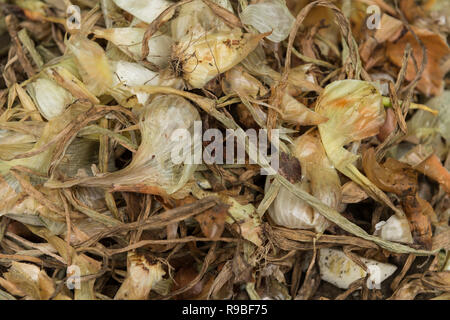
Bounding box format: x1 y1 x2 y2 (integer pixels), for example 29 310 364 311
46 95 200 196
115 253 165 300
240 0 295 43
173 29 267 88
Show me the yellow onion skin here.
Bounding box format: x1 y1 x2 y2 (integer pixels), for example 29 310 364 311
315 80 386 161
314 80 410 216
67 37 113 97
173 29 266 89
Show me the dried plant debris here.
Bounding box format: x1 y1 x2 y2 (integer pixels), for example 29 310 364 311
0 0 448 301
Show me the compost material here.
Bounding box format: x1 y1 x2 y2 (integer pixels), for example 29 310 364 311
0 0 449 300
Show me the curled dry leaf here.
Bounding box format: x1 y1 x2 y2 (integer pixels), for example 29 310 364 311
411 154 450 194
0 261 70 300
386 26 450 97
194 203 229 239
172 266 215 299
341 181 368 204
390 271 450 300
295 0 340 56
404 91 450 193
363 148 434 249
377 108 397 143
363 148 418 196
373 14 404 44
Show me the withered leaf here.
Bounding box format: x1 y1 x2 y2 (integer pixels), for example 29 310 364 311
194 203 229 239
172 266 214 300
363 148 434 249
363 148 418 196
386 26 450 96
278 151 302 184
